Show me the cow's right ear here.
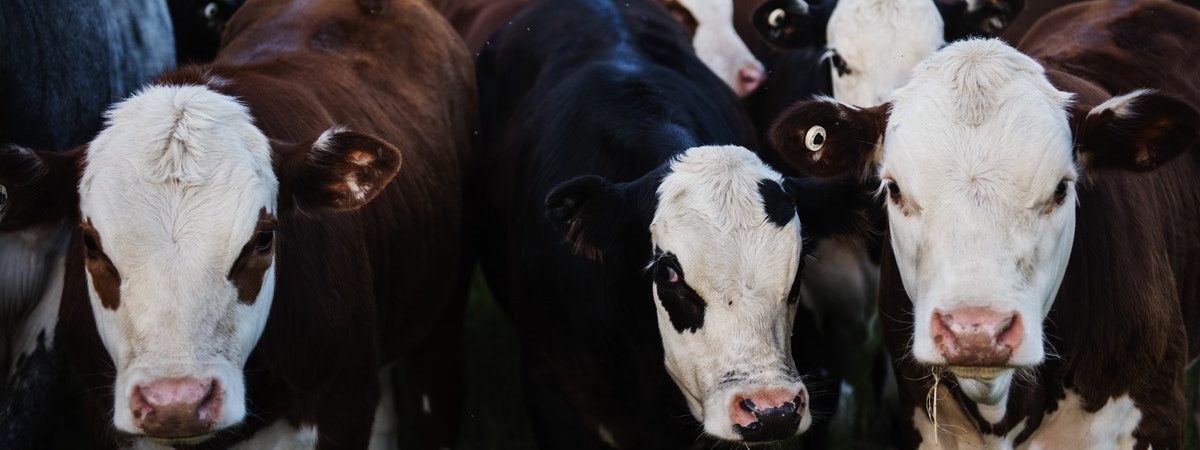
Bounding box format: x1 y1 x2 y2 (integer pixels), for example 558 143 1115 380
546 175 655 261
769 98 888 178
0 145 82 231
276 127 403 212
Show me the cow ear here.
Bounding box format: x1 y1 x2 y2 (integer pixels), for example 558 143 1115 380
1074 90 1199 172
769 98 888 179
752 0 834 49
546 176 653 261
0 145 82 231
937 0 1025 41
277 128 402 212
783 175 875 243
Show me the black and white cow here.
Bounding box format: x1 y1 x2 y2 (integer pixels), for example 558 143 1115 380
476 0 868 447
0 1 174 447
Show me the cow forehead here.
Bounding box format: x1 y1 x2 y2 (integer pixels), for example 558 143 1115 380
884 40 1077 197
80 84 277 263
652 146 802 292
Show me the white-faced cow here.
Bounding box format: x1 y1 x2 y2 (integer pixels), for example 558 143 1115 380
0 0 475 448
752 0 1024 107
476 0 869 447
0 1 174 447
432 0 766 97
769 1 1200 447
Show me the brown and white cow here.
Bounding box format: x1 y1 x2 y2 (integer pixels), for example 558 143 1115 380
768 0 1200 447
0 0 475 448
432 0 766 96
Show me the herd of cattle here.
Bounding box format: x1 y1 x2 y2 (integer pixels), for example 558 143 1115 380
0 0 1197 449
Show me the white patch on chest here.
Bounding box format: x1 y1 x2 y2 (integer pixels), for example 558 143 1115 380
912 389 1144 450
369 365 399 450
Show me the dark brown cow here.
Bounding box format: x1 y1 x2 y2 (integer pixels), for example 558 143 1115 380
768 0 1200 447
0 0 475 448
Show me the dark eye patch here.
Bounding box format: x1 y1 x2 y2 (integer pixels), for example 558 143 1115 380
228 209 277 304
651 249 706 333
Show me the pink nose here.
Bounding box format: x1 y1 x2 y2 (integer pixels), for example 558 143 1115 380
736 66 764 97
729 387 805 442
931 307 1023 366
130 377 221 438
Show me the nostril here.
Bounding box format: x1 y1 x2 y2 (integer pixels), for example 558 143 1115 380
740 398 757 413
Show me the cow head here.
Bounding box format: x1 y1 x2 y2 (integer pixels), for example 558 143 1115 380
546 146 866 442
753 0 1023 107
769 40 1198 401
664 0 766 97
1 84 401 442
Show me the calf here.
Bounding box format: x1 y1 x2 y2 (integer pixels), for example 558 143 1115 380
0 1 174 447
433 0 765 96
0 0 475 448
769 1 1200 447
477 0 867 447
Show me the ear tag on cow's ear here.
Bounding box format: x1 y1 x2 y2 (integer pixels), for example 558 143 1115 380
805 126 826 158
768 8 787 27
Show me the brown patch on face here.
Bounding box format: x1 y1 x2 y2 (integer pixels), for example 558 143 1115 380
661 0 699 40
1016 256 1036 283
228 209 277 304
80 220 121 310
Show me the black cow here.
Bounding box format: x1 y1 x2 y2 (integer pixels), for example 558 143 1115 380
476 0 866 447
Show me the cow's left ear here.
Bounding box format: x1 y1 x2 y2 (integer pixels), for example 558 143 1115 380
937 0 1025 41
782 175 875 243
546 175 656 261
277 127 402 211
1074 90 1199 172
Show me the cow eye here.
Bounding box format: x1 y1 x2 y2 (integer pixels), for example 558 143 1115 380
805 126 826 151
82 232 100 256
655 260 683 285
886 180 902 204
254 230 275 253
1053 180 1069 205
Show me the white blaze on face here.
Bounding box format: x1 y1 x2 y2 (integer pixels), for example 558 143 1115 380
676 0 766 97
826 0 944 107
79 84 278 435
648 146 810 441
881 40 1077 372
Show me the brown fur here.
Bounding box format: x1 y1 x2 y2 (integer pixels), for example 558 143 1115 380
54 0 477 448
227 209 277 305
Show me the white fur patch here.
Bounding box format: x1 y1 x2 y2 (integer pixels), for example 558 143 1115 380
826 0 945 107
9 252 65 374
1088 89 1154 119
80 84 279 435
649 146 809 441
369 366 399 450
677 0 764 96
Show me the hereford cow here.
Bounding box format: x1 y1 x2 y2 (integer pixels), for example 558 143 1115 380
769 1 1200 447
433 0 766 97
0 0 475 448
476 0 869 447
0 1 174 447
752 0 1022 107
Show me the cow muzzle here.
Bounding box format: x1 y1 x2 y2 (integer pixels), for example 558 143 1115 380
130 377 222 440
930 307 1024 369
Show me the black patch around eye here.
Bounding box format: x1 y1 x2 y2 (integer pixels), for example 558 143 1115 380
830 51 852 76
758 180 796 228
653 251 706 333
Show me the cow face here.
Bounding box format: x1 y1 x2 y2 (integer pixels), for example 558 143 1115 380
753 0 1024 107
665 0 766 97
547 146 867 442
5 84 401 442
770 40 1199 389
